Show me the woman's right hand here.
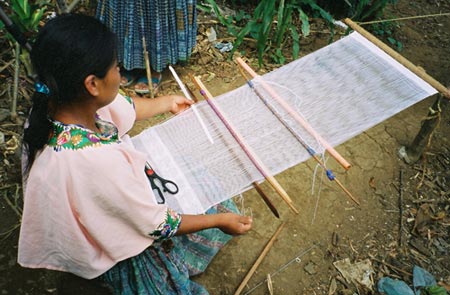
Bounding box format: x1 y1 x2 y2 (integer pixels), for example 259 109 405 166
217 213 253 235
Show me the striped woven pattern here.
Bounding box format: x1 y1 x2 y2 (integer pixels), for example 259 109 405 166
96 0 197 72
101 200 238 295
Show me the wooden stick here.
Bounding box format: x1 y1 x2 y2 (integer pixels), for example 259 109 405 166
191 75 299 214
168 66 214 144
236 57 352 170
398 169 404 247
252 181 280 218
234 223 286 295
344 18 450 100
142 37 154 98
184 84 199 103
237 65 360 206
11 42 19 121
371 257 412 277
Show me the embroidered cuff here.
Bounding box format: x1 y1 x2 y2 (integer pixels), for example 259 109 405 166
149 208 181 241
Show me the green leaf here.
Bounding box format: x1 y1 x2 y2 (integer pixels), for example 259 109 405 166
306 1 334 24
275 3 293 47
290 25 300 59
30 8 45 31
424 286 448 295
255 0 276 66
276 0 285 39
298 8 310 37
272 48 285 64
203 0 239 36
387 36 396 44
11 0 27 20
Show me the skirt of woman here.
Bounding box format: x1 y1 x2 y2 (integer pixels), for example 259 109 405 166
96 0 197 73
101 199 238 295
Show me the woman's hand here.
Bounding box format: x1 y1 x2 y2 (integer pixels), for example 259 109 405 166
217 213 253 235
132 94 193 121
167 95 193 114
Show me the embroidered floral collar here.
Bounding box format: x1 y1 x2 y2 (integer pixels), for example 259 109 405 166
48 116 120 151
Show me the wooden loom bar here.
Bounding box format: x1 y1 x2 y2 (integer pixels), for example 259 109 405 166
344 18 450 99
236 57 352 170
234 222 286 295
252 181 280 218
191 75 299 214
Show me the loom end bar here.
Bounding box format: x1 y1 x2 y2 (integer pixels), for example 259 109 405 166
344 18 450 100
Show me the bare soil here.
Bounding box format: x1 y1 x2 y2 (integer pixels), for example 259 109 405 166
0 0 449 294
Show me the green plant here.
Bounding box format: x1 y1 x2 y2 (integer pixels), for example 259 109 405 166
203 0 324 65
349 0 398 21
0 0 50 37
0 0 50 120
371 21 403 51
206 0 399 66
204 0 335 66
0 0 51 72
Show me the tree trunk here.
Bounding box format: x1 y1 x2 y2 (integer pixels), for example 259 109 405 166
398 94 449 164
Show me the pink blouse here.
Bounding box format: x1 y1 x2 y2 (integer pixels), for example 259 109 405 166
18 94 181 279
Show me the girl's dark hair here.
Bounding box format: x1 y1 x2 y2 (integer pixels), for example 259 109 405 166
23 14 117 174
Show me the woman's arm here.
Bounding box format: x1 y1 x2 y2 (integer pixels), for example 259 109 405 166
176 213 253 236
133 95 193 121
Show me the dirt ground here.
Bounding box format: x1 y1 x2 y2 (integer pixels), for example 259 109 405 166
0 0 449 294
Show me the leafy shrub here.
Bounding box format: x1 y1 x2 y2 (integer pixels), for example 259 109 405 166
204 0 398 66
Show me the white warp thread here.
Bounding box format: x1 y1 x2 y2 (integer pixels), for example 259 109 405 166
132 32 437 214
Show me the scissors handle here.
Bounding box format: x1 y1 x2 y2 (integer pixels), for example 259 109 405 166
147 171 179 194
150 180 166 204
145 163 179 204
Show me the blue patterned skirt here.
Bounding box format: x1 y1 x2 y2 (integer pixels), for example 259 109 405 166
96 0 197 72
101 200 238 295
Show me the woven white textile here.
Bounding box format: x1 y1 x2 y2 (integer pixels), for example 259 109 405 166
132 32 437 214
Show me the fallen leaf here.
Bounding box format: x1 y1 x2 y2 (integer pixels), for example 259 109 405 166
369 177 376 189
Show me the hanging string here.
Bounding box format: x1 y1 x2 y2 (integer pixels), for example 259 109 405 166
252 77 326 155
236 194 253 218
240 69 359 205
357 12 450 25
311 156 329 225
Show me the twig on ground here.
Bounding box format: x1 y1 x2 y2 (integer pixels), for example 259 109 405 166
2 185 22 218
398 169 404 247
371 257 412 277
234 223 286 295
11 42 20 121
0 223 20 243
0 59 14 74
